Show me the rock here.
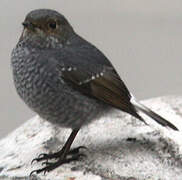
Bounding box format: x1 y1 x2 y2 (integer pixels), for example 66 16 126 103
0 96 182 180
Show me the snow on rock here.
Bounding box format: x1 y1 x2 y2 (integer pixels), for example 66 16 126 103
0 96 182 180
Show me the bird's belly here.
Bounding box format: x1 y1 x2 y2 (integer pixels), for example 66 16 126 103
31 87 109 129
14 73 109 128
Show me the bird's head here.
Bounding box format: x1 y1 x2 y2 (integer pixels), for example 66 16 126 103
20 9 74 48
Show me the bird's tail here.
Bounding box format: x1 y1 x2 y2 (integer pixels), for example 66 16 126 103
131 96 178 131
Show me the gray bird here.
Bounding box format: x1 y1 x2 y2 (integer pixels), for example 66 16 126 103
11 9 178 175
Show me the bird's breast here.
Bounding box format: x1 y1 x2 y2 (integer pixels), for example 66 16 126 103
11 47 62 110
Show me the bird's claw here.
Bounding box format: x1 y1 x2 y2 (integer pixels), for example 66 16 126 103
30 153 86 176
30 146 87 176
31 153 49 165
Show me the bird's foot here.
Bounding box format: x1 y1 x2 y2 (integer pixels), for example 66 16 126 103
30 146 86 176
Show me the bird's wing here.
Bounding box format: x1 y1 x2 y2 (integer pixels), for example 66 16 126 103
36 37 178 130
47 46 140 118
54 47 178 130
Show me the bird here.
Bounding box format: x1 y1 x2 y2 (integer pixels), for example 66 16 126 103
11 9 178 175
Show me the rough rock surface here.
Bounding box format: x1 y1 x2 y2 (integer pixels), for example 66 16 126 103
0 96 182 180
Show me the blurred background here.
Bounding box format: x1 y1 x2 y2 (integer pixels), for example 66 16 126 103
0 0 182 138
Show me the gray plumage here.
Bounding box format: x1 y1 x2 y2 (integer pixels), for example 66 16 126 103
12 36 110 128
11 9 178 175
11 9 178 131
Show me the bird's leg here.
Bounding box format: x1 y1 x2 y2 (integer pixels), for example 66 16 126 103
30 129 86 175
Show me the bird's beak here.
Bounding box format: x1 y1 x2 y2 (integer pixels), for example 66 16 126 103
22 21 29 28
19 21 34 41
22 21 35 31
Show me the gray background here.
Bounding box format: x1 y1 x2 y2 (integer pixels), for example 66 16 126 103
0 0 182 138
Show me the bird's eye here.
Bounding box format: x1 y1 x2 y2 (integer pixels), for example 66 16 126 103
48 21 57 29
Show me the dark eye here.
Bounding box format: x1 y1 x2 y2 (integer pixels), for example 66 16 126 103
49 21 57 29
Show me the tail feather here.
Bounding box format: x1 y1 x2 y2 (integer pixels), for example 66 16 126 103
131 96 178 131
